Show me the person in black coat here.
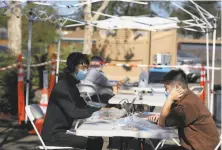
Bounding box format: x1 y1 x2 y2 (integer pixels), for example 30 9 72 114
41 52 103 150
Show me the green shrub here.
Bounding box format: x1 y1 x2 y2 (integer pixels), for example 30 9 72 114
0 53 35 115
0 44 84 114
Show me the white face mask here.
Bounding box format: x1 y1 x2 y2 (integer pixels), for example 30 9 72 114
95 66 103 71
90 64 103 71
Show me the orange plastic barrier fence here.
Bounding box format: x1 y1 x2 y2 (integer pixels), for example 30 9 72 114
48 53 56 98
200 63 206 103
17 54 25 125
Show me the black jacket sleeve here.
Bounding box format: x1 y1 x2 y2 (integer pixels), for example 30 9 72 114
54 87 98 119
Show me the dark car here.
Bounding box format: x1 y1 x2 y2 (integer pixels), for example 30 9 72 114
0 45 8 53
177 51 202 83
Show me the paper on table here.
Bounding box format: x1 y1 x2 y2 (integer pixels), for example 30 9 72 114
115 116 178 139
134 112 160 119
90 107 127 120
116 116 158 130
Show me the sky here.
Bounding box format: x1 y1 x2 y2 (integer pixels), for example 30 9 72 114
15 0 175 17
56 1 171 17
0 0 220 19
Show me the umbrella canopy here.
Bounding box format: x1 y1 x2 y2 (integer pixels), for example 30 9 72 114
93 16 179 31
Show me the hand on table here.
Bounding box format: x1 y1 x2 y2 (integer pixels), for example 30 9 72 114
117 80 124 88
147 114 160 124
113 77 130 94
100 107 116 111
100 107 109 111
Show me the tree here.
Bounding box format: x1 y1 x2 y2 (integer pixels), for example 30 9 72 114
80 0 109 54
170 1 220 38
0 9 7 28
100 1 154 17
7 1 22 55
21 3 57 55
0 2 57 55
78 1 172 54
92 1 171 18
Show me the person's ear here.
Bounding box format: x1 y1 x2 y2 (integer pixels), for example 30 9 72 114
174 84 178 89
174 82 179 89
74 66 78 73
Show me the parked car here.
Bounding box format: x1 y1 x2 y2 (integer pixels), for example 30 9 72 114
147 67 171 92
121 67 171 93
177 51 202 83
0 45 8 53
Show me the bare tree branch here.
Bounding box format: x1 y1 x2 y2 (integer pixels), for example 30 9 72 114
92 0 109 21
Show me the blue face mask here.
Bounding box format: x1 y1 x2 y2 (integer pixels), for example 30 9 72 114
165 91 169 98
74 70 88 80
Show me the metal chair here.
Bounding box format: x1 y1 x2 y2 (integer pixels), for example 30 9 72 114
154 138 180 150
76 83 106 108
25 104 74 150
143 112 181 150
215 135 222 150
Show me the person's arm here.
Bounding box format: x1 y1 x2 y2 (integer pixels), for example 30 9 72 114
161 103 197 127
158 99 174 126
95 74 116 87
54 88 99 119
87 69 116 87
164 106 185 127
158 87 185 126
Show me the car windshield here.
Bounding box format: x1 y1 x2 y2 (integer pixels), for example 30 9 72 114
148 72 167 83
177 51 196 58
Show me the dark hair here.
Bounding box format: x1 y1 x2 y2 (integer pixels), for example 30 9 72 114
162 69 188 88
66 52 89 73
91 56 105 64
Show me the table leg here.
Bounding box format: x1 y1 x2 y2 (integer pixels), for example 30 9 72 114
160 139 166 148
120 138 123 150
124 138 129 150
137 138 141 150
120 137 129 150
145 139 155 150
147 106 151 112
141 139 145 150
172 138 181 146
109 137 112 150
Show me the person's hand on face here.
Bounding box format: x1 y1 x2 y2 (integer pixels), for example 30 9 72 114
168 86 185 101
147 114 160 123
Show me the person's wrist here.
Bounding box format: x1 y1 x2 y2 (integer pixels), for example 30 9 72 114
166 97 174 103
118 81 123 85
